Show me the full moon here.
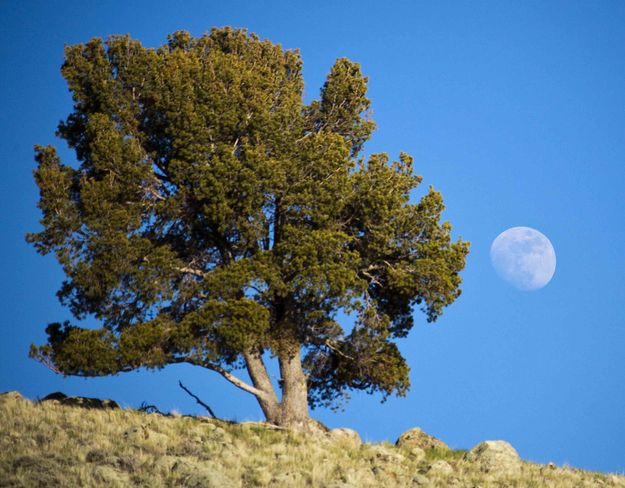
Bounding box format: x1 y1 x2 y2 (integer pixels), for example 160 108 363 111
490 227 556 291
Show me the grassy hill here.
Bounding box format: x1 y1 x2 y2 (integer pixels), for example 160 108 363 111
1 391 623 487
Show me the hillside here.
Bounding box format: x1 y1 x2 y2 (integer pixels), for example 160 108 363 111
0 392 623 487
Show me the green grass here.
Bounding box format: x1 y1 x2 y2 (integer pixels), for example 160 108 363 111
0 391 623 487
424 446 467 463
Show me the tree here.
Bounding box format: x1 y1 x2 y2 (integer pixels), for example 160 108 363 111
28 28 469 429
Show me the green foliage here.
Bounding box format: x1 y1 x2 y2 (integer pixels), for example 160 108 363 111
29 28 469 410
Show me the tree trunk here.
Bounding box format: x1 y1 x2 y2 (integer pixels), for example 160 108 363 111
243 344 310 430
243 350 281 424
276 343 309 428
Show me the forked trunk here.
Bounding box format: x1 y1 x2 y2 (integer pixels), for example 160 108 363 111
245 344 310 429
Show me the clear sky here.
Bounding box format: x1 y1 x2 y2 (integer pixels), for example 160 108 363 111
2 0 624 474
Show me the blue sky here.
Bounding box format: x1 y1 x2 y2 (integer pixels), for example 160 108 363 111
2 0 624 474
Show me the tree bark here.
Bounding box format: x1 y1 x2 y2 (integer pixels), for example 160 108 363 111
276 343 309 428
244 350 281 423
242 345 310 428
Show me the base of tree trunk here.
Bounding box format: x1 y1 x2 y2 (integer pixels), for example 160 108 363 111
268 416 329 435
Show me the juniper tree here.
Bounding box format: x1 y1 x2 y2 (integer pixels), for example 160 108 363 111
29 28 469 428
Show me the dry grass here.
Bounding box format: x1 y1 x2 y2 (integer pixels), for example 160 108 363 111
0 391 623 487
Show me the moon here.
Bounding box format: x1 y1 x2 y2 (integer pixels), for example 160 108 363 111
490 227 556 291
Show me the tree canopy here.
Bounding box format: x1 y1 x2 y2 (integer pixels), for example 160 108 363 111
29 28 469 427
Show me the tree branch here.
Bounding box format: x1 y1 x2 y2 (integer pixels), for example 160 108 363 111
178 380 217 418
190 360 269 400
243 349 279 404
324 339 354 360
176 266 206 277
361 269 381 286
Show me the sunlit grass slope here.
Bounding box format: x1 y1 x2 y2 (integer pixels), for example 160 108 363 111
1 392 623 487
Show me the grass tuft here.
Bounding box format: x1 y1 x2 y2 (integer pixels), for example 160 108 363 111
0 392 624 487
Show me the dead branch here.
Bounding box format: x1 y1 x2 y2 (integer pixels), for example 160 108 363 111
178 380 217 418
324 339 355 361
138 401 168 415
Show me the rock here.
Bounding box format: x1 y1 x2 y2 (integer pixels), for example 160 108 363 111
464 440 521 473
329 428 362 446
40 391 119 410
408 446 426 462
123 426 148 443
41 392 68 402
0 391 31 408
366 444 405 464
427 460 454 476
396 427 449 450
184 470 236 488
306 418 331 434
211 426 229 441
0 391 24 401
412 473 430 485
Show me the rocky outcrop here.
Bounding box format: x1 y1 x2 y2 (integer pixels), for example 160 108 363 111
464 440 521 473
427 459 454 476
40 392 120 410
366 444 405 464
0 391 25 402
406 446 426 462
1 392 623 488
395 427 449 450
329 427 362 446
